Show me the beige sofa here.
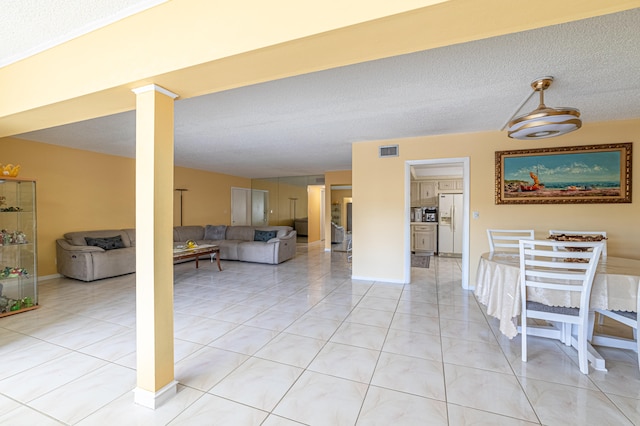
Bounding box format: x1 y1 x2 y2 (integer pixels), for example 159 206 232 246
331 222 345 243
56 225 296 281
173 225 296 265
56 229 137 282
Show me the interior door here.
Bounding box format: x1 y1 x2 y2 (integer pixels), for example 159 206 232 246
231 187 251 226
251 189 268 226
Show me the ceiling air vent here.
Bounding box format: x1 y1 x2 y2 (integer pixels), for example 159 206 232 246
379 145 399 158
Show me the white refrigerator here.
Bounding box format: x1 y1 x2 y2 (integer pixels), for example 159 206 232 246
438 193 463 256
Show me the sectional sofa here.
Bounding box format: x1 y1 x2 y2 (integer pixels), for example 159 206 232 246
56 225 297 281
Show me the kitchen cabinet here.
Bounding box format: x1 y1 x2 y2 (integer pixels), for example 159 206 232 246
411 181 437 206
0 178 38 317
438 179 463 191
411 224 436 253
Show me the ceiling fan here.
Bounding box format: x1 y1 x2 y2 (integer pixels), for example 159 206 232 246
503 76 582 140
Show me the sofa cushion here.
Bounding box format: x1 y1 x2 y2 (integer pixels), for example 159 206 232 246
256 226 293 238
122 229 136 247
65 230 131 247
254 230 277 242
204 225 227 240
225 226 255 241
85 235 126 250
173 226 205 242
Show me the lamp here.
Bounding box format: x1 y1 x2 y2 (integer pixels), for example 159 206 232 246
175 188 188 226
506 77 581 140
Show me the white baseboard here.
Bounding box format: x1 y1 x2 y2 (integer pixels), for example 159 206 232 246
38 273 62 281
134 380 178 409
350 275 407 284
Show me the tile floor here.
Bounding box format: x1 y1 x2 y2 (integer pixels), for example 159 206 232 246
0 243 638 425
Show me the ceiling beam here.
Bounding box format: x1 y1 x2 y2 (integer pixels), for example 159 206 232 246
1 0 636 138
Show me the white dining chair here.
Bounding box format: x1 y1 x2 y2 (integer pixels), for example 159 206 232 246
548 230 607 258
592 285 639 370
487 229 535 252
519 239 604 374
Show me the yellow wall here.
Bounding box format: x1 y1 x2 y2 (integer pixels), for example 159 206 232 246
251 178 311 226
174 167 250 226
307 185 323 242
352 119 640 284
1 137 250 277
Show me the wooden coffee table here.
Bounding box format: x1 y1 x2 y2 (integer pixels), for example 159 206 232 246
173 244 222 270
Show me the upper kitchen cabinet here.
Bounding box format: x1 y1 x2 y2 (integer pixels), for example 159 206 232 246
438 179 463 191
410 181 437 206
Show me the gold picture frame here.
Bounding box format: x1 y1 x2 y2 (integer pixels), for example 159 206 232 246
495 143 632 204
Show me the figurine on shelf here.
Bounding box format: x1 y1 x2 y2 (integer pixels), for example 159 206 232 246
0 266 28 278
0 296 10 313
0 229 27 245
15 231 27 244
0 229 7 245
0 206 23 212
1 164 21 177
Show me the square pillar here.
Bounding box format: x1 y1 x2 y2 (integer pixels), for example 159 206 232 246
132 84 179 409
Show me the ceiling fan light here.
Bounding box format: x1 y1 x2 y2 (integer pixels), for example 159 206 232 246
508 108 581 139
505 77 582 140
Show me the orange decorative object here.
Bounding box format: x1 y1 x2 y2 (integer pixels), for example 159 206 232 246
1 164 21 177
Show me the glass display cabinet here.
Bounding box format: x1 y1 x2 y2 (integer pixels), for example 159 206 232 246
0 178 37 317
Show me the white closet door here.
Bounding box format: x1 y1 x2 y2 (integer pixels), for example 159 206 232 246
231 187 251 226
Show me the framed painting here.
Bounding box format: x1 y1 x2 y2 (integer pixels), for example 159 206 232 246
495 143 632 204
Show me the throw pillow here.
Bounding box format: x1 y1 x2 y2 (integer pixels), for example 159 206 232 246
204 225 227 240
254 230 277 242
85 236 125 250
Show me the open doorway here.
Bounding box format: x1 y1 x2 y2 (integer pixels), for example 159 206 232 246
406 158 470 288
330 185 352 252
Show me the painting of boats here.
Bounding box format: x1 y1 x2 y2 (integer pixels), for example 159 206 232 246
495 143 632 204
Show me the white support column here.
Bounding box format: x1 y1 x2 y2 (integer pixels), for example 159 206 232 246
131 84 179 409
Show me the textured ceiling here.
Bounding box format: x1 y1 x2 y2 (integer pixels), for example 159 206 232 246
0 0 165 67
9 7 640 178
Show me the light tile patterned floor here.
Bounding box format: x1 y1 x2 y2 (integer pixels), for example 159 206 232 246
0 244 638 425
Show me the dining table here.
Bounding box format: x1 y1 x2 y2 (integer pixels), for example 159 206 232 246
475 251 640 370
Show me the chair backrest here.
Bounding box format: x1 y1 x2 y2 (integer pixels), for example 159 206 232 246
519 239 604 319
487 229 535 252
548 230 608 258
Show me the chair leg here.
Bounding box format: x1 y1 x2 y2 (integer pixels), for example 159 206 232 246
636 328 640 371
562 323 572 346
577 324 589 374
521 316 528 363
587 311 596 341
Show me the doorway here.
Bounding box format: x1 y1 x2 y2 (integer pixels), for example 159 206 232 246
231 187 251 226
406 158 470 288
251 189 269 226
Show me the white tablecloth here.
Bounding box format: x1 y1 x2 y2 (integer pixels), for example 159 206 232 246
475 252 640 338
